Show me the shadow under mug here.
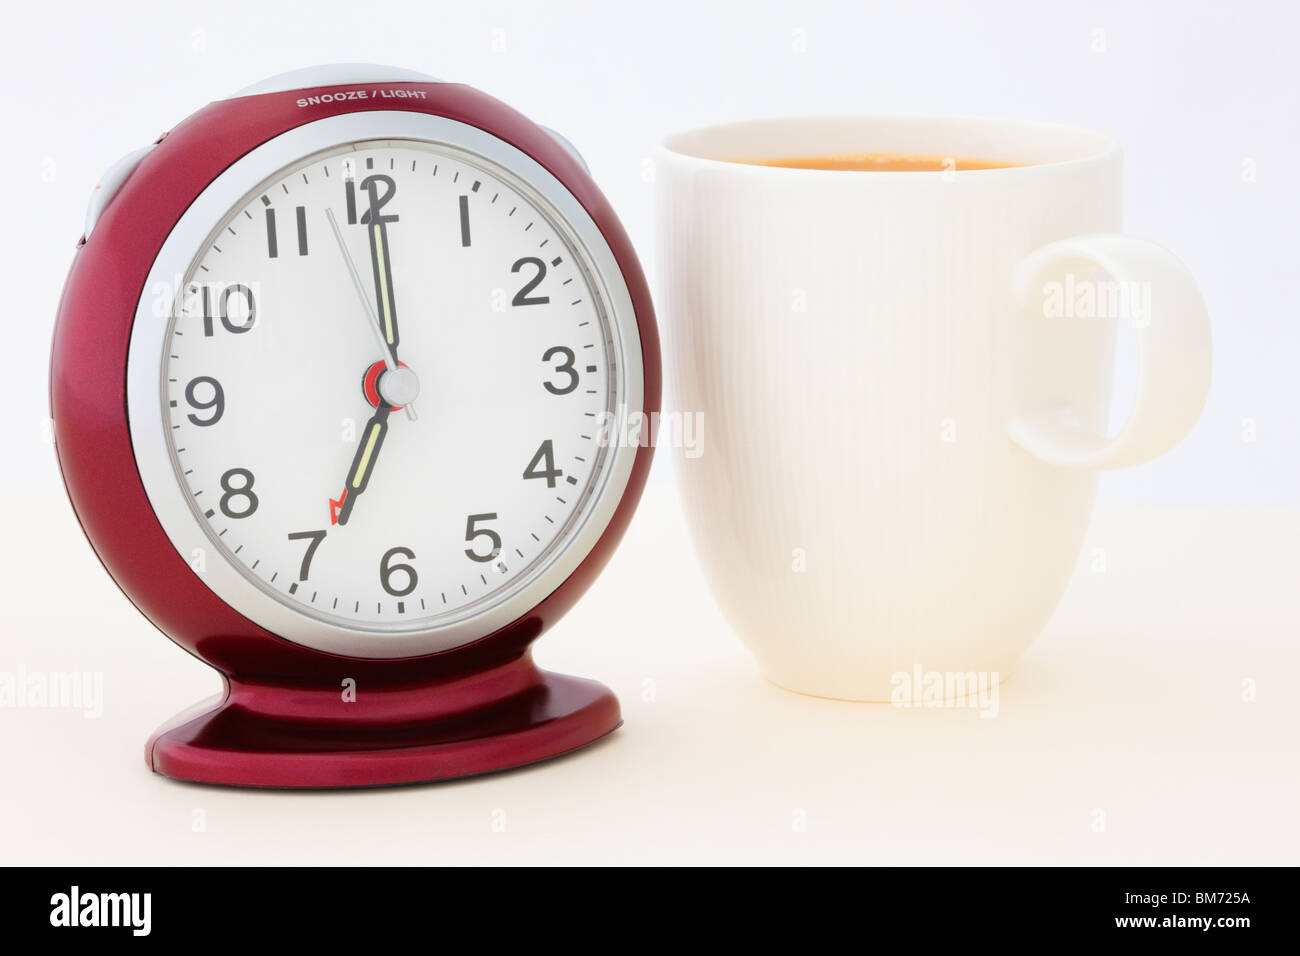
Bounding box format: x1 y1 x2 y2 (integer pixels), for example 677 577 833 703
655 116 1211 701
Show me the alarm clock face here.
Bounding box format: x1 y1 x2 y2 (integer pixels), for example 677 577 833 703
126 112 643 658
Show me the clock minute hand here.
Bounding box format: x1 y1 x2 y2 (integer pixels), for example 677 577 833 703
325 208 418 422
368 217 400 353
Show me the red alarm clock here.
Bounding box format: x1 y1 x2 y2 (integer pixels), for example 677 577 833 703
50 65 659 788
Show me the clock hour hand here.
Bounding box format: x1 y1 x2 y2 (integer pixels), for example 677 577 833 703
330 404 391 526
325 208 418 422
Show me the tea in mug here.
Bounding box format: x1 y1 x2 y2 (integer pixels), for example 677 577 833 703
738 153 1019 172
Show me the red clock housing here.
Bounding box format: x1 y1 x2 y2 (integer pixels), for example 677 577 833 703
50 73 660 788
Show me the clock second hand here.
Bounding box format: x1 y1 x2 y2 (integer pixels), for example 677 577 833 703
325 208 418 422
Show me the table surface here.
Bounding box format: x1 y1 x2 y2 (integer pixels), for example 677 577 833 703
3 478 1297 866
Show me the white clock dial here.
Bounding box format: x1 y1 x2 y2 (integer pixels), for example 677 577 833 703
159 138 621 632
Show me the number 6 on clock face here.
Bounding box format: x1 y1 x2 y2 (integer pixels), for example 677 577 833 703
126 112 645 659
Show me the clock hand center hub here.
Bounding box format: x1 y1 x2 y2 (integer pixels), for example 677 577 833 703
381 366 421 407
362 360 420 410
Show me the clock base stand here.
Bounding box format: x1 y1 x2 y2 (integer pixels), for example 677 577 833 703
144 655 621 789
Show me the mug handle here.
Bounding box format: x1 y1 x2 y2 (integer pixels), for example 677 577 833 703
1006 234 1212 469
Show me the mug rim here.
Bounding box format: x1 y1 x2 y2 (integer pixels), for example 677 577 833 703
659 114 1121 176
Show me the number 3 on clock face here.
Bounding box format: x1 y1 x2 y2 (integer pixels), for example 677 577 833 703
127 112 644 659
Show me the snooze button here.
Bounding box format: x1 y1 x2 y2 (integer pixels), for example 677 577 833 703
83 144 154 241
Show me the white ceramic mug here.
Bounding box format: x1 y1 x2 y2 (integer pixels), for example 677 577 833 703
656 116 1211 701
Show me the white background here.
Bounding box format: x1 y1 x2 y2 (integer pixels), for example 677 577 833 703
1 0 1297 865
5 0 1299 508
